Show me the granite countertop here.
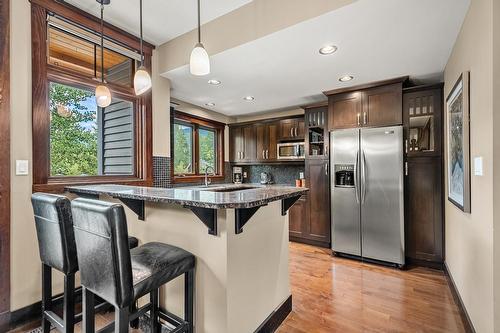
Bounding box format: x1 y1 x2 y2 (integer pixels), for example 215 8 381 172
66 184 308 209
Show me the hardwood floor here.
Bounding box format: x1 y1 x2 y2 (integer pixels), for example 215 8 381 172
9 242 466 333
278 242 466 333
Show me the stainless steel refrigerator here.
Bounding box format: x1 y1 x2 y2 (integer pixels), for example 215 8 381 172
330 126 404 266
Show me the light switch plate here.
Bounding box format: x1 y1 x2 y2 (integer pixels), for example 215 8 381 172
16 160 29 175
474 157 483 176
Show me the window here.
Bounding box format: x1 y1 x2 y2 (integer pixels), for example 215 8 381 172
31 1 153 192
171 111 225 182
49 82 135 177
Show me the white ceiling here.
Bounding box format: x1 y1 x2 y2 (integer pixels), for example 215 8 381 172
164 0 470 116
63 0 252 45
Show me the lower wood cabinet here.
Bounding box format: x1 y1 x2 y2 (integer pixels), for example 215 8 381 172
289 159 331 248
405 156 443 264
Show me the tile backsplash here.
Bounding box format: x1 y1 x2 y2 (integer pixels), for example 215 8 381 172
240 164 305 185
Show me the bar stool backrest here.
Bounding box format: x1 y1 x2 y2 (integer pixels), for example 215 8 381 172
31 193 78 275
71 198 134 308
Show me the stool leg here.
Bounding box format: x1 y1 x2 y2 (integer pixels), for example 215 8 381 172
63 273 75 333
115 307 129 333
150 289 159 333
130 300 139 329
185 269 194 333
41 264 52 333
82 287 95 333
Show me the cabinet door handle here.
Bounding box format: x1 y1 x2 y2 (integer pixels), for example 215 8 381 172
295 127 298 137
242 151 245 159
266 149 269 159
405 139 408 154
357 113 361 126
363 112 367 125
405 161 408 176
325 163 328 176
262 150 265 159
290 128 293 137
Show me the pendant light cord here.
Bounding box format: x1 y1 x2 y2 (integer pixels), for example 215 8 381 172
100 3 105 83
197 0 201 43
140 0 144 67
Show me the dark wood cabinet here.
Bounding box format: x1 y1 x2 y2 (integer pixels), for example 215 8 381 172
328 92 362 130
305 105 329 159
290 158 330 247
363 83 402 127
229 116 303 163
229 125 256 162
327 78 405 130
405 157 443 263
305 158 330 245
403 84 444 267
256 122 278 161
289 195 308 239
279 117 304 140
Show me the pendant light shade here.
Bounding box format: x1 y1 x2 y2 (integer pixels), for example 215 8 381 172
134 66 152 95
134 0 152 95
95 1 112 108
190 0 210 76
95 85 112 107
190 42 210 76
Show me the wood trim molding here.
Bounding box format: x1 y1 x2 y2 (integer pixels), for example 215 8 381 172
323 76 409 96
170 110 226 183
0 0 10 331
228 114 304 128
29 0 155 54
254 295 292 333
31 3 153 193
443 263 476 333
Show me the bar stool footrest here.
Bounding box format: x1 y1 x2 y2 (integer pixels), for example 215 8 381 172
139 309 190 333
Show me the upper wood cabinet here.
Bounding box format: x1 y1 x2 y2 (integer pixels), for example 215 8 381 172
328 92 362 130
327 78 405 130
305 105 329 159
230 125 256 162
363 83 402 127
256 122 278 161
403 87 442 157
279 118 305 140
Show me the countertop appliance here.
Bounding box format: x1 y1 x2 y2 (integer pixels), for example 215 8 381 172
260 172 273 185
277 142 305 159
232 167 243 184
330 126 404 266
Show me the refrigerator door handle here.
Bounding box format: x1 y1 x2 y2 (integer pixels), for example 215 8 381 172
361 149 367 204
354 150 360 204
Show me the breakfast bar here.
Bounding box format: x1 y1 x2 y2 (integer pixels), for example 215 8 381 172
66 184 307 333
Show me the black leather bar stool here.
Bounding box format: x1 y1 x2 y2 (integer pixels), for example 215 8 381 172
71 198 195 333
31 193 140 333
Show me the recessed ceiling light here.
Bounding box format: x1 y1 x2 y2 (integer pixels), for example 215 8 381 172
339 75 354 82
208 79 221 85
319 44 337 55
243 96 255 101
205 102 216 107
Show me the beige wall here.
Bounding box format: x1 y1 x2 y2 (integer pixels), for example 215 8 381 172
443 0 494 332
493 0 500 329
157 0 353 74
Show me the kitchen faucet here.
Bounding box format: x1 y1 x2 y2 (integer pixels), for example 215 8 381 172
204 166 215 187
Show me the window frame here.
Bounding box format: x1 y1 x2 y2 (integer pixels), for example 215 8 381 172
31 0 154 193
171 110 225 183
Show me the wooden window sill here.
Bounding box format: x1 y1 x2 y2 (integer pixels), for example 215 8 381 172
33 177 152 194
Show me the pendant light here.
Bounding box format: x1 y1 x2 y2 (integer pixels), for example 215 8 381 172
189 0 210 76
134 0 152 95
95 0 112 108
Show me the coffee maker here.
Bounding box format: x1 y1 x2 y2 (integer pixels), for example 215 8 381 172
232 167 243 184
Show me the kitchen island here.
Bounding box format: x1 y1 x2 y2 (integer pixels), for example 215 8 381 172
66 184 307 333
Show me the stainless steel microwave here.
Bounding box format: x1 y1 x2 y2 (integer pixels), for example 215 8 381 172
277 142 305 159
